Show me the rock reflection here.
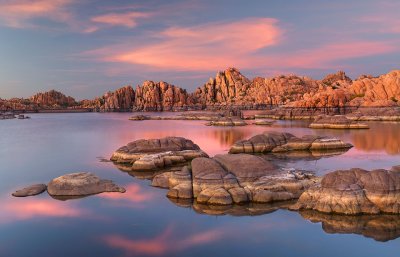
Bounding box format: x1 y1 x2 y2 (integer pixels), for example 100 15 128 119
208 129 250 148
351 123 400 154
299 210 400 242
168 198 295 217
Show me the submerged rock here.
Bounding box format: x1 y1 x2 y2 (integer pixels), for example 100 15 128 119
292 168 400 214
309 115 369 129
12 184 47 197
47 172 125 197
110 137 208 171
166 154 318 205
229 131 352 154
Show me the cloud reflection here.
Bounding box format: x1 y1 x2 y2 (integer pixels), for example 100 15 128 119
103 225 225 256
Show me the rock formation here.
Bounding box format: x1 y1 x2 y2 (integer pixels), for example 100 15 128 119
30 90 77 108
292 167 400 215
164 154 318 205
229 132 353 154
134 81 192 111
309 115 369 129
2 68 399 112
205 117 247 126
110 137 208 171
12 184 47 197
47 172 125 198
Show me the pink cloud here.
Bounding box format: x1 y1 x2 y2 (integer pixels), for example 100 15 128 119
103 225 226 256
99 183 155 207
91 11 150 28
87 18 283 71
272 40 398 69
0 0 75 28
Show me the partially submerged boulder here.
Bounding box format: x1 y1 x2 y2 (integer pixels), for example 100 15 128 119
206 117 247 126
110 137 208 171
165 154 318 205
292 168 400 214
47 172 125 197
253 119 274 126
12 184 47 197
229 131 352 154
309 115 369 129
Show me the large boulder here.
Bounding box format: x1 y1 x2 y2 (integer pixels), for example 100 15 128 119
309 115 369 129
292 168 400 214
110 137 208 171
229 132 352 154
47 172 125 197
166 154 318 205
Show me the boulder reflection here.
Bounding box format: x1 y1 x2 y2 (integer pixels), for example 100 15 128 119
351 122 400 154
299 210 400 242
168 198 294 216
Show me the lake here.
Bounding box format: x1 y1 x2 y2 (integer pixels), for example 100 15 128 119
0 112 399 257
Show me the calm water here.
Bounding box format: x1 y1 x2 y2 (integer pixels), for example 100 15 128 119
0 113 400 257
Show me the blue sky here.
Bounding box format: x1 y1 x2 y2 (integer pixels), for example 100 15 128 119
0 0 399 99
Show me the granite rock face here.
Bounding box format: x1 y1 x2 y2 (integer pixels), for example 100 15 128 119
2 68 400 111
12 184 47 197
292 168 400 214
309 115 369 129
229 132 353 154
110 137 208 171
30 90 77 108
135 81 192 111
47 172 125 197
166 154 318 205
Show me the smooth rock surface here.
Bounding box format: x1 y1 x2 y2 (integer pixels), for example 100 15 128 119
229 131 352 154
166 154 318 205
47 172 125 197
292 168 400 214
309 115 369 129
110 137 208 171
12 184 47 197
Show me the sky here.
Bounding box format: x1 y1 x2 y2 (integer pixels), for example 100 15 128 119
0 0 399 100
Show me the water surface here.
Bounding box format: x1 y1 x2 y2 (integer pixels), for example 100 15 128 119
0 113 399 257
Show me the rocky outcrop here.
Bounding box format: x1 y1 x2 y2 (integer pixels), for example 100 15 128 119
292 168 400 215
47 172 125 197
346 107 400 121
309 115 369 129
110 137 208 171
165 154 318 205
30 90 77 108
229 132 352 154
12 184 47 197
134 81 192 111
2 68 400 112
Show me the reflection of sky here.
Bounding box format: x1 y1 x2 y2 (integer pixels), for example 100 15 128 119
0 113 400 256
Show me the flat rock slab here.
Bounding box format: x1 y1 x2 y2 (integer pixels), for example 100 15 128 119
229 131 352 154
12 184 47 197
47 172 125 197
110 137 208 171
309 115 369 129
